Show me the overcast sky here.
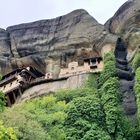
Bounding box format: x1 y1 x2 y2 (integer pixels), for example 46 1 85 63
1 0 127 29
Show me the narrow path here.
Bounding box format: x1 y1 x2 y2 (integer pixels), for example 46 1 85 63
115 38 137 117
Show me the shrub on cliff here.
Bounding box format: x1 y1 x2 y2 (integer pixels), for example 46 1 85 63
0 91 16 140
0 121 16 140
0 92 6 112
132 50 140 71
55 73 98 103
98 52 117 87
98 52 126 139
133 67 140 139
100 77 125 139
134 67 140 117
55 87 96 103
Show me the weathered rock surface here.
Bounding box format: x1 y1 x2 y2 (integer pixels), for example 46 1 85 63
105 0 140 58
0 0 139 117
0 0 139 77
18 73 89 103
0 9 117 75
0 29 15 75
115 38 137 117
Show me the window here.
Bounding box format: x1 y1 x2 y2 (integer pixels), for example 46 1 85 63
71 67 74 70
47 73 50 79
90 65 97 69
10 83 12 86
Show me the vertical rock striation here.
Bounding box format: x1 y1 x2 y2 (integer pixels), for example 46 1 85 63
0 29 13 74
105 0 140 58
0 9 117 75
115 37 137 117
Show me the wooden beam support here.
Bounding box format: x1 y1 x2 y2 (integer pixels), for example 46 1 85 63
6 95 11 107
18 87 22 96
12 91 16 104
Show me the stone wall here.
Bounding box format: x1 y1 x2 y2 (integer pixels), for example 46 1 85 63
18 73 89 102
59 61 103 78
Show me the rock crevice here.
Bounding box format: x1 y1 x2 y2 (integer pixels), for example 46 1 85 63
115 38 137 117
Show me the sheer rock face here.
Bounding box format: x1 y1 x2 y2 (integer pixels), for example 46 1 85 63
105 0 140 57
0 0 139 75
0 29 13 74
0 9 117 75
0 1 139 75
115 38 137 117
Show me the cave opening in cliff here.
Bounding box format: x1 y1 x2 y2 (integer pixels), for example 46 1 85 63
115 37 127 60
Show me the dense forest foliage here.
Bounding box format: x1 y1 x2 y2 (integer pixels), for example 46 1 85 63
0 91 17 140
0 52 140 139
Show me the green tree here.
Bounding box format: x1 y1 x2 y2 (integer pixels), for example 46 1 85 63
0 96 67 140
99 52 126 139
98 52 117 87
0 74 16 139
0 121 17 140
132 50 140 71
64 95 110 139
55 87 95 103
0 91 6 112
100 77 122 136
55 74 98 103
135 67 140 118
0 52 137 139
132 67 140 139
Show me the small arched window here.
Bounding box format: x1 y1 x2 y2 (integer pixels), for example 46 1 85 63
71 67 74 70
10 83 12 87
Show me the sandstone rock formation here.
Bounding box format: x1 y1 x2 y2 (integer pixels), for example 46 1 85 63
18 73 89 103
105 0 140 59
115 38 136 117
0 0 139 76
0 9 117 75
0 0 139 117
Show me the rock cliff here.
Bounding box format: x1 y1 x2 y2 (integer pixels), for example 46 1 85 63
105 0 140 58
0 9 117 75
115 38 136 117
0 0 139 117
0 0 139 76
